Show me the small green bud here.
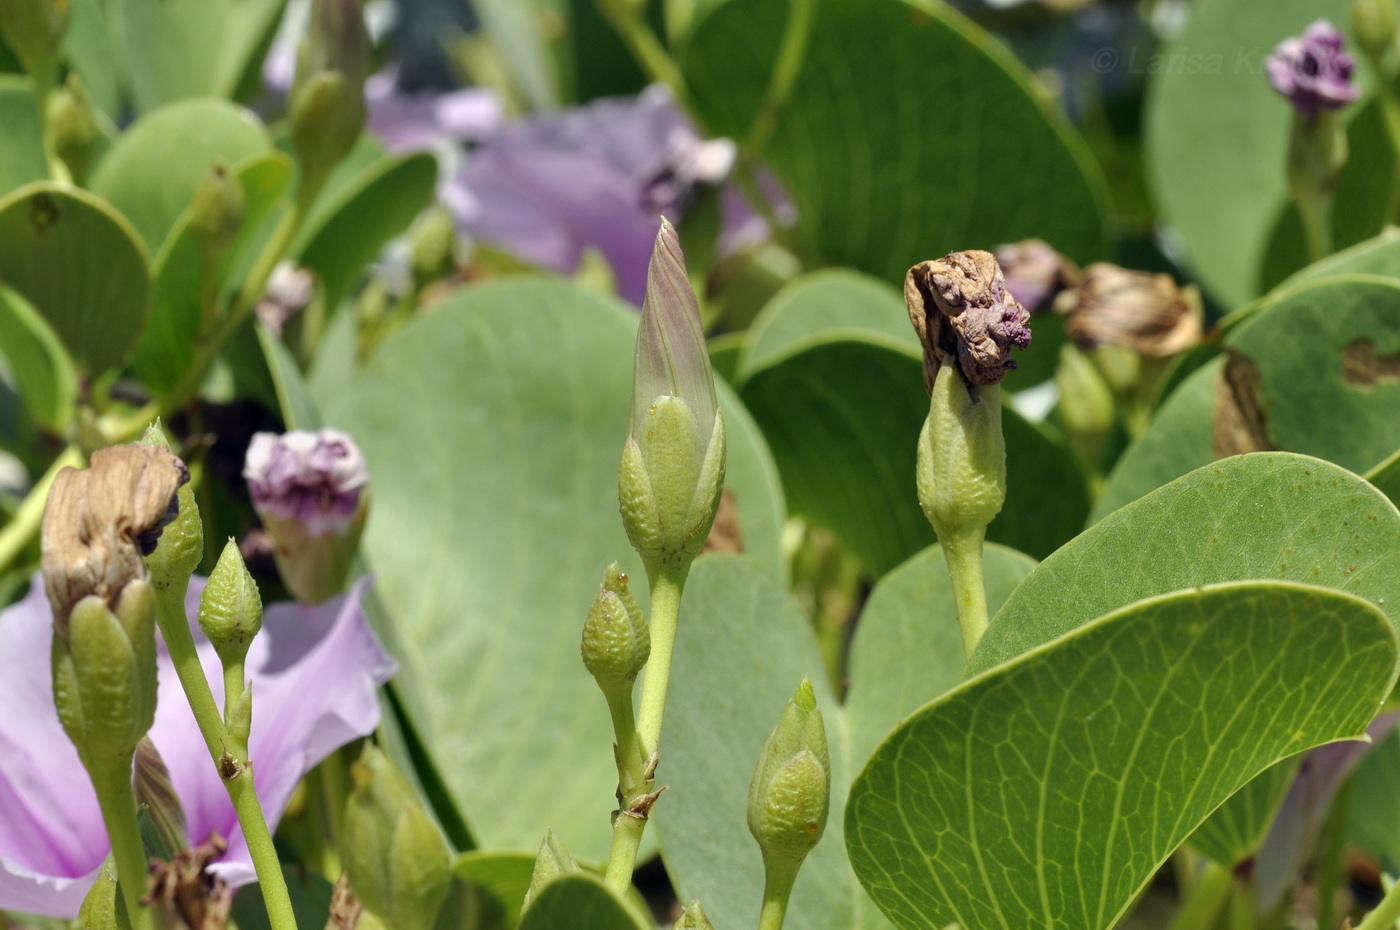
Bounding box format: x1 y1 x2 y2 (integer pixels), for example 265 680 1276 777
141 422 204 591
188 160 246 259
343 745 452 930
619 220 727 579
581 562 650 692
290 0 368 188
916 363 1006 539
198 539 263 670
522 830 578 912
674 899 716 930
77 856 133 930
410 206 457 285
133 736 189 857
748 678 830 867
1356 0 1400 67
48 74 98 183
0 0 67 79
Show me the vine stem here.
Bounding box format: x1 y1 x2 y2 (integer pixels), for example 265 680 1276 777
150 580 299 930
1355 869 1400 930
92 764 154 930
1165 860 1232 930
757 858 802 930
940 525 989 659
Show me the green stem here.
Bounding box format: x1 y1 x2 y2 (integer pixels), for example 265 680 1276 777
223 661 245 733
1294 185 1334 265
1356 873 1400 930
1230 875 1254 930
31 68 71 185
940 525 989 659
1166 860 1232 930
603 812 648 895
742 0 815 160
150 581 300 930
1317 777 1353 930
597 2 695 119
92 764 154 930
756 858 802 930
0 444 82 572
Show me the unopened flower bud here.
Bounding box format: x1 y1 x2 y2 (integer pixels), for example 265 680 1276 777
748 678 829 868
993 239 1079 315
1267 20 1359 116
188 160 246 260
343 745 452 930
1355 0 1400 67
141 422 204 592
77 857 131 930
581 562 649 694
198 539 263 671
0 0 67 79
522 830 578 912
1054 263 1201 357
410 206 457 285
48 74 98 183
916 363 1006 538
256 262 316 337
618 220 726 579
906 251 1032 389
674 899 716 930
134 736 189 857
243 428 369 604
290 0 369 186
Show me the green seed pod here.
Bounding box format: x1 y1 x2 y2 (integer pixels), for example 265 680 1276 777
198 539 263 671
141 422 204 592
748 678 830 867
522 829 578 913
580 562 649 692
674 899 716 930
343 745 452 930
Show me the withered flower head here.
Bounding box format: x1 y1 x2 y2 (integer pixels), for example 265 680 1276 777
905 250 1033 390
1267 20 1359 116
41 445 189 631
993 238 1080 314
1054 262 1202 357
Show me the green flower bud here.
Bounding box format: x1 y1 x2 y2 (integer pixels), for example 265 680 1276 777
343 745 452 930
0 0 67 79
133 736 189 857
410 206 457 285
290 0 368 188
53 581 158 773
522 830 578 912
581 562 650 693
619 220 726 579
916 363 1005 540
748 678 829 867
1355 0 1400 68
78 856 133 930
198 539 263 671
188 160 246 260
47 73 98 183
674 899 716 930
141 422 204 592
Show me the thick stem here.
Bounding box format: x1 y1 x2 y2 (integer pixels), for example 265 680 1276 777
0 444 82 573
1316 776 1353 930
756 857 802 930
603 813 648 895
1230 875 1255 930
1165 860 1232 930
151 582 300 930
92 764 154 930
1294 186 1335 265
223 661 245 734
939 525 990 659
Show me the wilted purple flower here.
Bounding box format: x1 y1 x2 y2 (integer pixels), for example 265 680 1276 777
244 428 368 538
905 251 1033 389
1266 20 1359 116
0 574 395 917
993 238 1079 315
451 85 737 304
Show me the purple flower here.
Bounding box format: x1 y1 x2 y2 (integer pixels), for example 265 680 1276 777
244 429 369 538
0 574 395 917
450 85 737 304
365 70 502 154
1266 20 1359 116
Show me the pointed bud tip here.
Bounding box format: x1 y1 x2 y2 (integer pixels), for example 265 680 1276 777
792 676 816 714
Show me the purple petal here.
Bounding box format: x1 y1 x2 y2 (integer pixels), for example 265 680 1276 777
0 574 395 917
1266 19 1358 115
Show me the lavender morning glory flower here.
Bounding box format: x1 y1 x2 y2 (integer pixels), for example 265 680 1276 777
365 70 502 154
0 573 395 917
1266 20 1359 116
244 428 368 539
451 85 737 304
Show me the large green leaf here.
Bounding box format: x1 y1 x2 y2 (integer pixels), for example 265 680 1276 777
89 97 271 254
1089 359 1218 524
517 873 650 930
0 182 150 375
847 582 1396 930
292 152 438 314
61 0 122 120
1224 275 1400 475
1369 449 1400 508
971 453 1400 678
1348 727 1400 863
0 285 77 432
324 280 785 861
452 851 536 930
1144 0 1357 308
0 77 47 198
682 0 1108 280
1187 761 1300 868
120 0 286 112
1283 227 1400 288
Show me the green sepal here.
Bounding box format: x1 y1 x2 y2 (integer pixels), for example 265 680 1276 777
674 899 716 930
522 829 579 913
141 422 204 591
916 365 1006 539
581 562 650 692
77 856 133 930
748 677 830 867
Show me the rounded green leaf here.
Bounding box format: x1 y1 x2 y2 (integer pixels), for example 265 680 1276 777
971 452 1400 678
324 279 785 860
0 76 47 197
452 851 535 930
1224 275 1400 475
89 97 270 253
847 582 1396 930
518 872 651 930
682 0 1109 278
0 284 77 432
1144 0 1357 308
0 181 150 375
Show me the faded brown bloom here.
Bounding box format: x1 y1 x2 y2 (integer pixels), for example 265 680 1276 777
993 238 1080 314
905 251 1032 389
1054 263 1202 357
41 444 188 631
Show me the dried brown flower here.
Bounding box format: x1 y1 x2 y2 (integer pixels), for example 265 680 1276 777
1054 263 1202 357
905 251 1033 390
993 238 1080 314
